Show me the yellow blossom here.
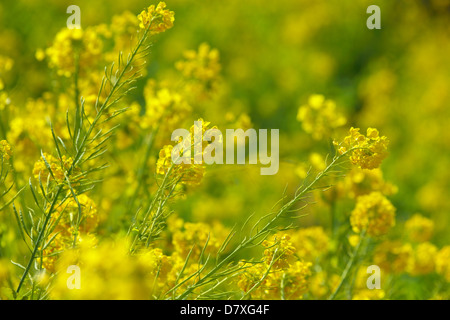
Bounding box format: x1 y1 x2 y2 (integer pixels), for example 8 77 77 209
336 127 389 169
297 94 346 140
405 214 434 242
138 2 174 34
45 28 103 77
32 153 81 185
350 192 396 237
408 242 438 275
373 240 413 274
262 234 296 269
289 226 329 261
435 246 450 282
0 140 12 160
176 43 221 84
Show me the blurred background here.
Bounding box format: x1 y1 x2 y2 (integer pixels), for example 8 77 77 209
0 0 449 298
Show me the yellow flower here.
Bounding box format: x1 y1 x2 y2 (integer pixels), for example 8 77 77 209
176 43 221 83
237 262 268 298
336 167 398 199
0 140 12 160
237 260 312 300
32 153 81 185
309 271 340 299
289 226 329 261
269 261 312 299
336 127 389 169
171 221 230 259
350 192 396 237
373 240 413 274
348 234 360 247
262 234 296 269
297 94 346 140
155 118 216 186
40 232 98 273
405 214 434 242
138 2 174 34
54 194 99 237
352 289 385 300
51 238 161 299
0 55 13 73
45 28 103 77
408 242 438 276
142 82 191 132
435 246 450 282
156 144 205 186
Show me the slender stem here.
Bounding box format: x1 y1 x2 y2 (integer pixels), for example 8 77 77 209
176 152 348 299
16 186 63 293
127 128 157 212
16 23 153 295
328 229 366 300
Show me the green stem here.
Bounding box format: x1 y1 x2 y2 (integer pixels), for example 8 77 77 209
16 23 154 295
16 186 63 293
328 229 366 300
176 152 348 300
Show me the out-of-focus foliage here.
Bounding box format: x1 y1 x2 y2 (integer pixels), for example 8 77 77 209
0 0 449 300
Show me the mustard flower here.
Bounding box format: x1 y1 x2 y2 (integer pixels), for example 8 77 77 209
408 242 438 276
262 234 296 269
171 221 230 258
405 214 434 242
373 240 413 274
297 94 346 140
0 140 12 160
138 2 174 34
155 119 216 186
435 246 450 282
54 194 98 237
289 226 329 261
32 153 81 185
45 28 103 77
175 43 221 83
350 191 396 237
335 127 389 169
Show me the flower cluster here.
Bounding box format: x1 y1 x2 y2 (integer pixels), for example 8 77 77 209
373 240 413 274
141 81 192 136
297 94 346 140
32 153 81 185
0 140 12 160
176 43 221 85
156 119 215 186
288 226 329 262
138 2 175 34
171 221 230 259
40 195 98 272
156 145 205 186
405 214 434 242
262 234 296 269
350 191 396 237
335 167 398 199
436 246 450 282
336 127 389 170
0 55 13 110
238 233 312 299
44 28 103 77
408 242 438 275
